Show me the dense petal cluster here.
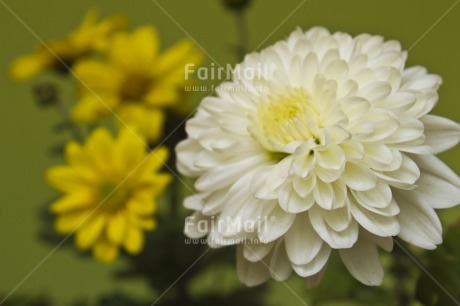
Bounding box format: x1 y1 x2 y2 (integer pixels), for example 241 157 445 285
9 9 127 80
177 27 460 286
47 128 171 262
72 26 203 142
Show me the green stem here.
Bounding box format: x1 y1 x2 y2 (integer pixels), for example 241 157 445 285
234 9 249 60
33 82 84 142
162 111 185 219
393 238 416 305
55 98 84 142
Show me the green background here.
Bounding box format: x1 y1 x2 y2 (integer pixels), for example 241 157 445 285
0 0 459 305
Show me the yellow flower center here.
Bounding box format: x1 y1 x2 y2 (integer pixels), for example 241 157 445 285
255 89 319 152
120 74 152 101
98 180 129 211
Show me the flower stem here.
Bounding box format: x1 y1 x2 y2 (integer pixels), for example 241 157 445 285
162 111 187 219
54 98 85 143
33 82 84 142
392 243 411 305
234 9 249 61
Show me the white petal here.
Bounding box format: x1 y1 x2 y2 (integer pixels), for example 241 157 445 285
340 139 364 160
331 180 348 209
250 166 278 200
394 190 442 249
363 143 393 165
293 175 316 198
408 155 460 209
194 149 228 169
375 154 420 189
401 70 442 91
360 229 394 252
316 143 346 170
236 245 270 286
195 155 267 191
367 149 403 172
208 230 240 247
269 240 293 281
352 182 392 209
379 91 416 113
202 189 228 215
267 157 292 190
292 243 331 277
413 154 460 189
350 198 400 237
360 82 391 102
176 139 204 176
279 183 314 213
352 194 400 217
285 213 323 265
259 205 295 243
421 114 460 154
386 116 424 144
291 152 315 178
339 239 384 286
244 241 275 262
323 206 352 232
184 194 205 210
324 59 348 82
305 264 328 289
315 165 343 183
340 96 370 122
342 162 377 191
184 212 211 238
184 113 213 139
309 205 359 248
314 178 335 210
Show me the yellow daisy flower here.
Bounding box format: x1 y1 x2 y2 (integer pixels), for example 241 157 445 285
71 26 203 142
47 128 171 262
9 9 128 80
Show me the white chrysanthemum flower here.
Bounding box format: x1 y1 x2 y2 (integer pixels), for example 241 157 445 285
177 27 460 287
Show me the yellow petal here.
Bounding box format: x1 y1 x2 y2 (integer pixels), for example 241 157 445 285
84 128 114 172
127 214 157 231
71 93 119 123
49 192 93 213
46 165 93 193
114 129 146 173
76 214 106 250
74 60 123 93
144 84 179 107
156 39 203 77
93 238 119 263
109 26 158 73
150 173 173 196
117 105 165 142
123 226 144 254
106 213 126 244
48 38 80 59
91 15 129 51
9 52 53 80
147 147 169 171
127 199 155 215
71 9 129 53
135 172 172 198
65 141 86 166
54 210 91 234
78 8 98 30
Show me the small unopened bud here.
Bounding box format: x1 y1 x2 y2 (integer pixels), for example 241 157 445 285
33 82 58 108
222 0 251 10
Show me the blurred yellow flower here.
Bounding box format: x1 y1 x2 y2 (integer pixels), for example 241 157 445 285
9 9 128 80
71 26 203 142
47 128 171 262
